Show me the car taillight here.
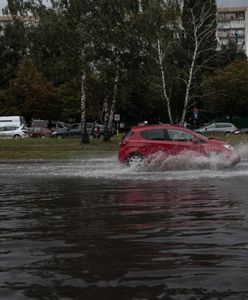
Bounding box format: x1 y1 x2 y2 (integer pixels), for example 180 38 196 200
119 140 128 147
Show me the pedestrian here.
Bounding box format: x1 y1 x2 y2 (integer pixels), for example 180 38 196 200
192 107 199 129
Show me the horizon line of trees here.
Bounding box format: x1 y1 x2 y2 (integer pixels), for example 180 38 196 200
0 0 248 142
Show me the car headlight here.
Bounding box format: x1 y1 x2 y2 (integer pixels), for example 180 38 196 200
223 144 234 151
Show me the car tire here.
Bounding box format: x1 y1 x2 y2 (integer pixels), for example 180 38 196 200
127 153 144 167
13 134 21 139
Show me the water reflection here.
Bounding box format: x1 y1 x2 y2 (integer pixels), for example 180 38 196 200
1 162 248 299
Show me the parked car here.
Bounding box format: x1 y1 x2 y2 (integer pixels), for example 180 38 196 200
52 123 105 138
194 122 238 135
29 127 52 138
0 115 27 128
118 124 240 166
234 128 248 135
52 123 81 138
0 125 29 139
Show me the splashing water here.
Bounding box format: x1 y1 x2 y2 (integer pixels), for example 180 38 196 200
235 142 248 160
137 150 230 171
0 143 246 181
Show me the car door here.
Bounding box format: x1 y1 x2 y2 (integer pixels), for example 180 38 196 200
139 129 166 155
66 124 81 137
165 129 205 155
0 126 5 138
4 126 18 138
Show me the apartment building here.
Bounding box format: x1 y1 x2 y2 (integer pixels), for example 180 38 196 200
217 6 248 54
0 15 12 30
0 15 37 34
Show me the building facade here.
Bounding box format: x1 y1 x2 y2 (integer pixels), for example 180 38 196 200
0 15 37 35
217 6 248 54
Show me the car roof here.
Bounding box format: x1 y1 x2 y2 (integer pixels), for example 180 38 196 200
131 124 185 131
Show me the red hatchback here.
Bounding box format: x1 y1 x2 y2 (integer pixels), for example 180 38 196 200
118 124 240 166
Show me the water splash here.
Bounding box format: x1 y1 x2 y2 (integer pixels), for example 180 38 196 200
0 144 246 181
137 151 230 171
236 143 248 160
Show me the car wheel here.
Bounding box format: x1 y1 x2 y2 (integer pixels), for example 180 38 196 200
13 134 21 139
224 132 231 136
206 151 221 158
127 153 144 167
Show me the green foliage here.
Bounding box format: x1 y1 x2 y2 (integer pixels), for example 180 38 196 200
215 41 247 68
1 0 248 126
204 60 248 118
8 60 59 123
0 21 25 87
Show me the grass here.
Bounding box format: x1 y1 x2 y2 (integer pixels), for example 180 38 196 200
205 133 248 144
0 136 121 160
0 133 247 160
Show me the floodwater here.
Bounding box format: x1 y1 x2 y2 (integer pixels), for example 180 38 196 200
1 144 248 299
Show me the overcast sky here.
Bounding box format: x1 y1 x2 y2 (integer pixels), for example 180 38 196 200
1 0 248 13
0 0 7 11
217 0 248 6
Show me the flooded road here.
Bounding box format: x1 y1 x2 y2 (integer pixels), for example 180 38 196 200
1 145 248 299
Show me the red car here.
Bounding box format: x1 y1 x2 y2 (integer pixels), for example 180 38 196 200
118 124 240 166
30 127 52 138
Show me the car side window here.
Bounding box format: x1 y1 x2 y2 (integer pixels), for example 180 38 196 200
140 129 165 140
70 124 80 130
5 126 18 131
167 130 193 141
216 124 225 128
0 127 4 131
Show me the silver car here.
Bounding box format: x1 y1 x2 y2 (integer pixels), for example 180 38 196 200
195 122 238 135
0 125 29 139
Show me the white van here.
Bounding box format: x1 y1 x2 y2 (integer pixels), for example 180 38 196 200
0 116 27 127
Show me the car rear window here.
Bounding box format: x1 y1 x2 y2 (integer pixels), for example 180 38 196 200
140 129 165 140
122 130 133 140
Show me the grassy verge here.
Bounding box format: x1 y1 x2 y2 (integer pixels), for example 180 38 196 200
0 136 121 159
206 133 248 144
0 134 247 160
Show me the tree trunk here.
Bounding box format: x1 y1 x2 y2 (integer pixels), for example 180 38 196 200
157 38 173 124
103 97 110 142
181 10 198 125
80 72 90 144
103 69 119 142
108 70 119 129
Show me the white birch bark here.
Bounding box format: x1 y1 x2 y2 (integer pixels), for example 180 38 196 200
181 10 198 124
80 71 89 143
108 68 119 132
180 3 216 124
157 37 173 124
103 97 109 140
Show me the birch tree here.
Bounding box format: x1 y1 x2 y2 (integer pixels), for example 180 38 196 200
141 0 180 123
157 37 173 124
180 0 217 124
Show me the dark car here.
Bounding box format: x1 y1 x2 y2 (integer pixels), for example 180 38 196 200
52 123 81 138
118 124 240 166
52 123 105 138
30 127 52 138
